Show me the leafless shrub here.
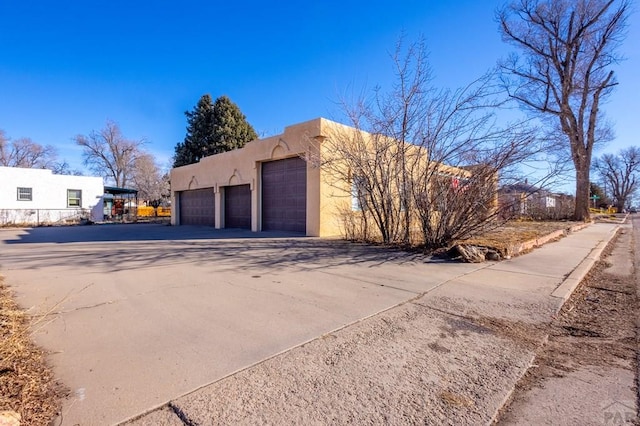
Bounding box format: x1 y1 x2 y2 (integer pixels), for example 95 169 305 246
313 39 547 249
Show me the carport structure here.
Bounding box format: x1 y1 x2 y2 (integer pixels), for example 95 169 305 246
103 186 138 221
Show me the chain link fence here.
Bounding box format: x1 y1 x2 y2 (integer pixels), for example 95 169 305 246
0 209 92 226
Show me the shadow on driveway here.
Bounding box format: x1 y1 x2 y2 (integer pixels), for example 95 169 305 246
1 223 304 244
0 223 436 273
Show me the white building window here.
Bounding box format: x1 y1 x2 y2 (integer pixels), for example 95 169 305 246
17 187 32 201
351 176 367 211
67 189 82 207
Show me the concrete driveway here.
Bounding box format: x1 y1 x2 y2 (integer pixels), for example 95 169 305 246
0 224 484 425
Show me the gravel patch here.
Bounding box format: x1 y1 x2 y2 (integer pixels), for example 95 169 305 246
143 302 535 425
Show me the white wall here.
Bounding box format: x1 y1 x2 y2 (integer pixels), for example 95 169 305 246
0 167 104 224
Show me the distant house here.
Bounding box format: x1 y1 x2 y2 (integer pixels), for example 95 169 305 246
0 166 104 225
498 181 573 219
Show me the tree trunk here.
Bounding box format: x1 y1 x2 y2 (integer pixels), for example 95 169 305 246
574 167 591 221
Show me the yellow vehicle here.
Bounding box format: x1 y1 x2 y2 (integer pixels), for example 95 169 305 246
157 207 171 217
137 206 171 217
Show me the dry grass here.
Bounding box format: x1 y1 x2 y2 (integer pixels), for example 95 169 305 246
458 220 582 254
439 390 475 408
0 277 62 425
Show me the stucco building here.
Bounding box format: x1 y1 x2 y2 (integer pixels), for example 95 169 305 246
170 117 481 237
171 118 337 236
0 166 104 225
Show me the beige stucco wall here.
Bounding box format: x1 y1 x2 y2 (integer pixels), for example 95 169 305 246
170 117 351 237
170 117 487 238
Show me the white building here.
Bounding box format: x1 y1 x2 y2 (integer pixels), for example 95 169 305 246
0 166 104 225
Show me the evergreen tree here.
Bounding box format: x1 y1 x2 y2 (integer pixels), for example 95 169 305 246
212 95 258 152
173 94 257 167
173 94 215 167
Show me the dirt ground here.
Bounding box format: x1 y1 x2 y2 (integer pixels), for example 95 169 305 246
157 300 534 426
459 220 583 255
494 229 639 424
0 278 65 426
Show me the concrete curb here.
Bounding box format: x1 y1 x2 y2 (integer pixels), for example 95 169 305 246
505 222 592 257
490 223 620 423
488 335 550 425
550 226 618 311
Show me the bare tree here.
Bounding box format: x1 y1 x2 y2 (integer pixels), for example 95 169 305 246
315 39 542 249
498 0 630 221
75 120 144 187
50 160 84 176
407 79 538 248
593 146 640 211
132 153 170 206
0 131 59 169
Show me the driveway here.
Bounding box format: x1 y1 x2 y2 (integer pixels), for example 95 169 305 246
0 224 484 425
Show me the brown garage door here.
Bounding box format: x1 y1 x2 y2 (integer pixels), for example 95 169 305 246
224 184 251 229
179 188 215 226
261 157 306 233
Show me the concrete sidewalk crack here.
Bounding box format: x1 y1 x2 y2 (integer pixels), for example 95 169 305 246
314 269 420 294
411 301 479 323
168 402 197 426
53 299 118 315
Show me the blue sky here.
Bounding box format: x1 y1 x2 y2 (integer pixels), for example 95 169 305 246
1 1 638 187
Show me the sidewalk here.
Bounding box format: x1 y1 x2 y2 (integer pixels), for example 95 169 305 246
419 222 618 324
126 222 621 425
498 221 637 425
